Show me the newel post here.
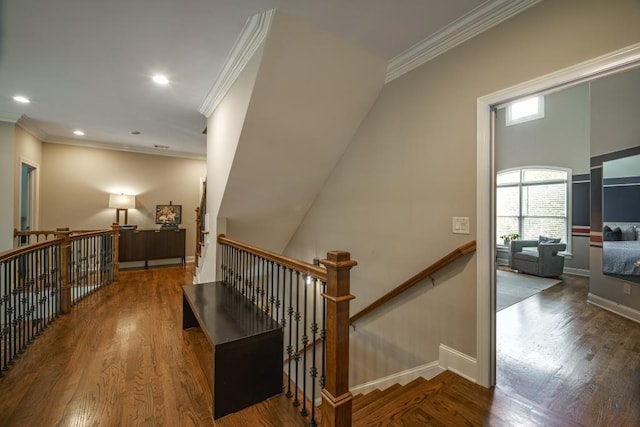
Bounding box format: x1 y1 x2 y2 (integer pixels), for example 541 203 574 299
111 223 120 280
55 228 72 314
320 251 357 427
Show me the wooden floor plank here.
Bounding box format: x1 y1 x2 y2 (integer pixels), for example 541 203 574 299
1 267 639 426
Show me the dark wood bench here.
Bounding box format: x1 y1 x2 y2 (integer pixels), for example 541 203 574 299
182 282 283 419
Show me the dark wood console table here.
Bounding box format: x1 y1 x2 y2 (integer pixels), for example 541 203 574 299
182 282 283 419
119 228 186 267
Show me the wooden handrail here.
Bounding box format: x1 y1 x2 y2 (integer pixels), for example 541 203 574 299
218 234 327 281
0 238 63 261
349 240 476 325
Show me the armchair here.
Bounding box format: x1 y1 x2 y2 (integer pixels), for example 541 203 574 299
509 240 566 277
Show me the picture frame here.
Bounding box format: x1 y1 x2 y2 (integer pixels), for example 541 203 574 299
155 204 182 225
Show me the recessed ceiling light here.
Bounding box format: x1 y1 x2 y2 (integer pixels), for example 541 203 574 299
152 74 169 85
73 130 85 136
13 95 30 104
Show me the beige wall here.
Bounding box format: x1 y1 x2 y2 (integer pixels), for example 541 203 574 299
40 143 206 259
285 0 640 386
0 122 16 251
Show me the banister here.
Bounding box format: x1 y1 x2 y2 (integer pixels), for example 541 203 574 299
349 240 476 325
217 234 327 281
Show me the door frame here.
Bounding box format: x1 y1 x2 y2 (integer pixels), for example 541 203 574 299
19 158 40 233
475 43 640 388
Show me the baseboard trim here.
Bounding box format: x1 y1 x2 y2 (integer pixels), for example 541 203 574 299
563 267 590 277
587 293 640 324
350 361 444 395
439 344 477 383
350 344 478 395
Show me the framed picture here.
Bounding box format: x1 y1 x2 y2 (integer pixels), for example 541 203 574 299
155 204 182 225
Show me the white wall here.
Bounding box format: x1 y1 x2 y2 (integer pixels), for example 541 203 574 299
495 83 591 271
0 122 16 251
285 0 640 387
200 44 264 283
495 84 590 174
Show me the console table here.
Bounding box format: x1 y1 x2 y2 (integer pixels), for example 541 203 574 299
119 228 186 267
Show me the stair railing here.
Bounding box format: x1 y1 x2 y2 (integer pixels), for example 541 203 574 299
0 225 118 375
217 234 356 427
349 240 476 325
289 241 477 371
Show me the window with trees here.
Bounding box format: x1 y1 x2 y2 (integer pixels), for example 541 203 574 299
496 167 569 246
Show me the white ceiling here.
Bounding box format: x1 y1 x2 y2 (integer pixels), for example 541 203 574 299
0 0 503 159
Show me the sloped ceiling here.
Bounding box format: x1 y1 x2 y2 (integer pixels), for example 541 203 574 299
218 11 387 251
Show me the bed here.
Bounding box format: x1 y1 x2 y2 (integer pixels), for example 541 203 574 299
602 240 640 276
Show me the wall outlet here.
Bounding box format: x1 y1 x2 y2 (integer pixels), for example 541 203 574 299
624 282 632 295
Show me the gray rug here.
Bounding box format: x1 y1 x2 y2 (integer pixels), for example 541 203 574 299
496 270 562 311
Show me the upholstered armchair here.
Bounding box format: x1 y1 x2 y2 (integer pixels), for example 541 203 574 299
509 240 566 277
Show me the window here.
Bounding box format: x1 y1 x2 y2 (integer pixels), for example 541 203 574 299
496 167 569 247
506 95 544 126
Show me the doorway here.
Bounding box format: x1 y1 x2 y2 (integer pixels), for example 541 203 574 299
475 44 640 388
20 161 38 246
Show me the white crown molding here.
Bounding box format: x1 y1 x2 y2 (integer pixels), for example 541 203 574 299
0 112 22 123
17 115 49 140
385 0 542 83
44 137 206 161
198 9 274 118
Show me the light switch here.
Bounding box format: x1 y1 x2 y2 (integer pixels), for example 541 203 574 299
452 217 470 234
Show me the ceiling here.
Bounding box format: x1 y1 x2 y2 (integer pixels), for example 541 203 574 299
0 0 505 159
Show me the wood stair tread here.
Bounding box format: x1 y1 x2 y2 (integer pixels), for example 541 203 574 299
352 388 382 414
352 370 584 426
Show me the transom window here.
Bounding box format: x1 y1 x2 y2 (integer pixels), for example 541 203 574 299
506 95 544 126
496 167 569 245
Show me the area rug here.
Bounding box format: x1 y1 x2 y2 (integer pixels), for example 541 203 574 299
496 270 562 311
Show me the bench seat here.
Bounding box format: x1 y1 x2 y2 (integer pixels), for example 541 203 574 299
182 282 283 419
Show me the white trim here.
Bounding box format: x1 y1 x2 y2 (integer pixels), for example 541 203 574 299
43 138 205 161
198 9 274 118
349 361 444 396
17 116 48 141
587 293 640 324
477 43 640 388
563 267 590 277
385 0 541 83
438 344 477 383
0 113 22 123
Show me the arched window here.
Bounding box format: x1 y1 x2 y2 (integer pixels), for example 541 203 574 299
496 167 570 247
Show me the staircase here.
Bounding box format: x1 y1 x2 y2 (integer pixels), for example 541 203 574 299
352 371 462 426
351 370 577 426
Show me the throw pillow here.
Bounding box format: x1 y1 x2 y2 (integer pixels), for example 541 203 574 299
603 226 622 241
620 225 636 241
538 235 561 244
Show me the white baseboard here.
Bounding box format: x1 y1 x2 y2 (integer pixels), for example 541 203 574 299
563 267 590 277
438 344 477 383
587 293 640 324
349 344 478 396
350 361 444 396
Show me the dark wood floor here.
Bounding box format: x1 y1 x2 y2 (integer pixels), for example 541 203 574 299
0 267 638 426
497 273 640 426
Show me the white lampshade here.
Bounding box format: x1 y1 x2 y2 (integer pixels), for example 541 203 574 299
108 194 136 209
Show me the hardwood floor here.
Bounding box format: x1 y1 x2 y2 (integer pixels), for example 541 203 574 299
497 273 640 426
0 266 306 427
0 267 638 426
